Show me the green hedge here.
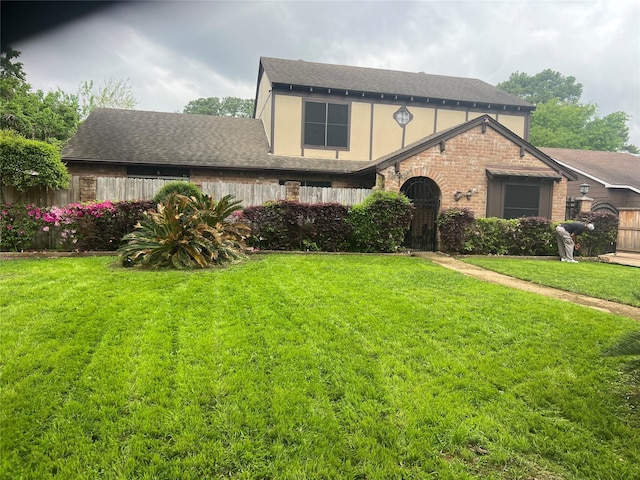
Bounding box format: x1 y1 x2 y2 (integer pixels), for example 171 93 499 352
437 208 618 257
0 129 70 193
241 191 414 253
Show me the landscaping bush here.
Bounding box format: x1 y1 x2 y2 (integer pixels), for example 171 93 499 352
439 211 558 256
0 204 43 251
153 181 203 204
0 130 70 197
347 190 413 253
119 193 249 269
466 217 515 255
574 211 619 256
511 216 556 256
242 201 351 251
73 200 156 251
437 207 475 254
1 200 156 252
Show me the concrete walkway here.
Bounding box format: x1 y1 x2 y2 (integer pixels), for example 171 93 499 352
417 252 640 321
599 251 640 268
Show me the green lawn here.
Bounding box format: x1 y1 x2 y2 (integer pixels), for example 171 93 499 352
1 254 639 479
463 257 640 307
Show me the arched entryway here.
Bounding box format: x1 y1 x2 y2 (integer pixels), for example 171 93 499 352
400 177 441 251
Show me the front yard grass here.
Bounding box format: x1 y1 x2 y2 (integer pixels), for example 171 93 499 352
1 254 639 479
462 257 640 307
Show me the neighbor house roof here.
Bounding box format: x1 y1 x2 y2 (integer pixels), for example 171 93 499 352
259 57 534 109
541 148 640 194
62 108 370 174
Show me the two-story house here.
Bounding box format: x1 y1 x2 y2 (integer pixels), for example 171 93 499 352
61 57 576 250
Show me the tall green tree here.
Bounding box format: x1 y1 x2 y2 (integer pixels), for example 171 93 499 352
498 69 635 152
529 99 630 152
497 69 583 104
1 47 80 145
1 47 138 145
183 97 254 117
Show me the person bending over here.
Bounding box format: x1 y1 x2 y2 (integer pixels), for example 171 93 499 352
555 221 594 263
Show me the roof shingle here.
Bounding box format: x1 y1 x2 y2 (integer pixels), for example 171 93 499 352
260 57 534 108
541 148 640 191
62 108 369 173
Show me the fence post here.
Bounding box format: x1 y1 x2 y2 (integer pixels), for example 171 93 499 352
79 176 97 202
285 181 301 202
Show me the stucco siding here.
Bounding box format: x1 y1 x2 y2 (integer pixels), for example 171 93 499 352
371 104 404 159
273 95 303 156
404 106 437 144
255 70 273 146
435 109 467 131
338 101 372 161
496 114 526 137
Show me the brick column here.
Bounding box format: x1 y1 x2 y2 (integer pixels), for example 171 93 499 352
577 195 593 213
79 176 97 202
285 181 301 202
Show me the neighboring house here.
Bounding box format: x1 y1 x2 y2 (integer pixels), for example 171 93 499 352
62 57 577 250
541 148 640 214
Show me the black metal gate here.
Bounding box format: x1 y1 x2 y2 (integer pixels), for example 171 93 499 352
401 177 441 251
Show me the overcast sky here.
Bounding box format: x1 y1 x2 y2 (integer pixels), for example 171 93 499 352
12 0 640 146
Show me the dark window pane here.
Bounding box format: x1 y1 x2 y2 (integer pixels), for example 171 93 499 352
304 123 325 146
327 103 348 125
304 101 349 148
305 102 326 123
327 124 348 147
504 184 539 219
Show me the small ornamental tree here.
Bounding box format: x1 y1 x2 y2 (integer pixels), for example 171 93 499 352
0 129 70 202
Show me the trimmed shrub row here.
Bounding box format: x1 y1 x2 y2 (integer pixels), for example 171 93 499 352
1 200 155 252
437 207 618 256
242 190 414 253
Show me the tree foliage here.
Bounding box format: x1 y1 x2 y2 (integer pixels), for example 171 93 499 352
529 99 630 151
78 78 137 119
498 69 635 152
0 129 70 199
1 48 80 146
1 47 137 145
183 97 254 117
497 69 583 104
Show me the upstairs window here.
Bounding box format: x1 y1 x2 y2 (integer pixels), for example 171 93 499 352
304 101 348 148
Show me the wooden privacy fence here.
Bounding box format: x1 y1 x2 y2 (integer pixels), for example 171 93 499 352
2 177 372 208
617 208 640 253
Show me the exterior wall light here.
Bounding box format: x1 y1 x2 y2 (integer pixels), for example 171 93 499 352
579 183 590 195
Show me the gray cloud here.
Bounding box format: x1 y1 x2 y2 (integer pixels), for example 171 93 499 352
15 0 640 145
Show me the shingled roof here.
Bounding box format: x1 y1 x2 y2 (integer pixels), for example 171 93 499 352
541 148 640 193
62 108 370 174
260 57 534 109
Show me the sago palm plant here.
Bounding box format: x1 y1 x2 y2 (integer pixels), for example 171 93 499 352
603 329 640 373
118 193 250 269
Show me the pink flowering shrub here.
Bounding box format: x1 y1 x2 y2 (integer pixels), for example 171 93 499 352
1 200 153 252
0 204 44 251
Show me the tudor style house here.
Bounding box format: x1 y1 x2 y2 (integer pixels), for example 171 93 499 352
61 57 577 250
